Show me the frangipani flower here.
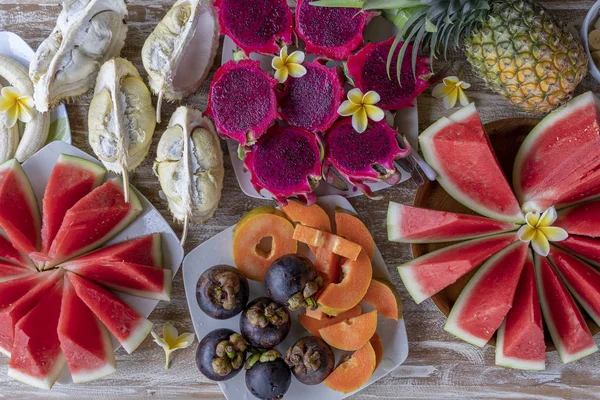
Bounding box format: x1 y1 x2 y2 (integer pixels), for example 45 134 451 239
0 86 34 128
338 88 384 133
518 206 568 256
272 46 306 83
432 76 471 109
151 322 195 369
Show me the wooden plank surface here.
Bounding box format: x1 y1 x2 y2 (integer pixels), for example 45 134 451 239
1 0 600 398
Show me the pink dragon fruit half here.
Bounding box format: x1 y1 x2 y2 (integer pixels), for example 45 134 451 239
346 37 431 110
213 0 293 55
324 117 411 198
279 59 345 133
295 0 370 61
206 59 279 146
244 125 323 205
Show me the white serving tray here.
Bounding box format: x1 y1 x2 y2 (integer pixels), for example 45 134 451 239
20 141 185 385
182 195 408 400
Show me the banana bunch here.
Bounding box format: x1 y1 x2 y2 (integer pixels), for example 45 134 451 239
88 58 156 202
154 106 224 245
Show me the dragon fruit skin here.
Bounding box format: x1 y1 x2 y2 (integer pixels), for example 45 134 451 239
244 125 323 205
346 37 431 111
213 0 293 55
324 117 411 198
206 59 279 146
279 60 345 133
295 0 370 61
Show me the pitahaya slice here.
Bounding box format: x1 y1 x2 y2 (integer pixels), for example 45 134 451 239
323 117 410 198
244 125 323 205
279 59 345 133
346 37 431 110
213 0 293 55
295 0 368 61
206 59 279 146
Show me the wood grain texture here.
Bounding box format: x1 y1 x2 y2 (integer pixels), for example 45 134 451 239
1 0 600 399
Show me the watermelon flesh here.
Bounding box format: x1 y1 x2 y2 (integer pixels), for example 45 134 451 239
398 232 518 304
0 261 35 283
58 276 116 383
514 92 600 212
67 273 153 354
419 104 524 223
444 241 529 347
7 279 65 390
0 229 34 269
534 254 598 364
495 252 545 370
41 154 105 254
46 178 143 268
555 199 600 237
555 235 600 266
0 159 41 255
387 202 518 243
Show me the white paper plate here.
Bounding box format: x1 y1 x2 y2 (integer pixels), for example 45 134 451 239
20 141 184 385
221 16 419 201
182 195 408 400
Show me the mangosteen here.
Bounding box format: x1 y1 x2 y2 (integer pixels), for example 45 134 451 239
196 265 249 319
245 350 291 400
264 254 323 311
285 336 335 385
196 328 247 381
240 297 290 348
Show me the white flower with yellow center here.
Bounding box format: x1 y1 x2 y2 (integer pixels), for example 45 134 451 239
0 86 34 128
272 46 307 83
432 76 471 109
151 321 195 369
338 88 384 133
518 206 568 256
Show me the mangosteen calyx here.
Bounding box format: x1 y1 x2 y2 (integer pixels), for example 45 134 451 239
211 333 247 376
210 271 242 311
246 300 290 328
285 344 321 375
245 349 282 370
286 276 323 311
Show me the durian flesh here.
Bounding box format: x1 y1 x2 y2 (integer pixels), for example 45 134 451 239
30 0 128 112
154 106 224 245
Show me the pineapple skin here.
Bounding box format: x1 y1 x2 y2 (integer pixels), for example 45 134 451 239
464 0 587 114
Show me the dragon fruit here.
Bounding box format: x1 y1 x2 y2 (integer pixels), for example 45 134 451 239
295 0 369 61
206 59 279 146
323 117 410 198
279 59 345 133
244 125 323 205
346 37 431 110
213 0 293 55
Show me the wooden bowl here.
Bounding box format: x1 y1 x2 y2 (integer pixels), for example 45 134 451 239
412 118 600 350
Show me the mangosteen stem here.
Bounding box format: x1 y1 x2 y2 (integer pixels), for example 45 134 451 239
245 353 261 370
305 297 317 309
260 350 281 363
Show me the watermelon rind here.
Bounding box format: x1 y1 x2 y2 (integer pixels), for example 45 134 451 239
7 353 66 391
120 318 154 355
56 153 106 180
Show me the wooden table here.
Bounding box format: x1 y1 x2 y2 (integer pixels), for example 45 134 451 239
1 1 599 398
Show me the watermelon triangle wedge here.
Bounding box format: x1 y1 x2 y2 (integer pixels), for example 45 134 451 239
398 232 518 304
555 199 600 238
534 254 598 364
0 260 35 283
495 251 545 371
444 241 529 347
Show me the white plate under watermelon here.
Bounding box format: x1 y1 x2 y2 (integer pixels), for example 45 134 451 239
21 141 184 385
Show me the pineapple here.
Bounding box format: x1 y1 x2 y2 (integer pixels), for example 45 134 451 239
311 0 588 114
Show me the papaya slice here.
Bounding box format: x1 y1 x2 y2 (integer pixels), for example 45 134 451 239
335 208 375 260
233 207 297 281
361 279 402 320
314 247 340 285
319 310 378 351
293 224 362 261
370 332 384 369
323 341 376 394
299 305 362 337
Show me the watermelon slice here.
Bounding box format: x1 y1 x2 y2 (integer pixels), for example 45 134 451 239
0 260 35 283
0 228 34 269
0 273 50 314
534 254 598 364
8 279 65 390
58 276 116 383
555 235 600 266
398 232 518 304
514 92 600 212
495 252 545 370
0 269 63 356
67 273 153 354
0 159 41 255
64 262 172 301
387 202 518 243
555 200 600 237
419 104 524 223
41 154 106 254
46 178 143 268
444 241 529 347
